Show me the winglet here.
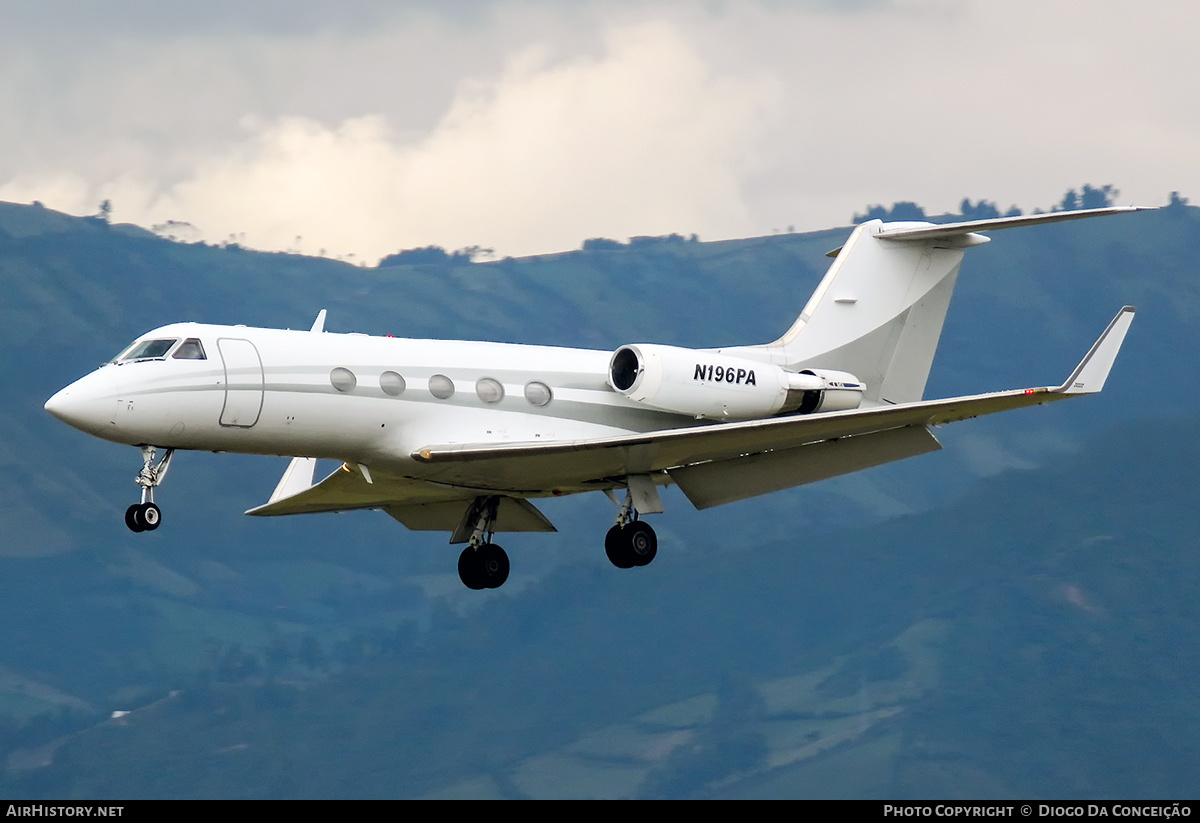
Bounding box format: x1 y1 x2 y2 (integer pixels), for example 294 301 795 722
1054 306 1136 395
266 456 318 504
310 309 327 333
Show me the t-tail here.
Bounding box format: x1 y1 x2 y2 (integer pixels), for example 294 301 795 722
727 206 1146 406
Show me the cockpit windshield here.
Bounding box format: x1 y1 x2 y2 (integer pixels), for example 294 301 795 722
113 338 178 362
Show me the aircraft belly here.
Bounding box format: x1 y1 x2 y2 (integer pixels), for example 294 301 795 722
403 441 662 493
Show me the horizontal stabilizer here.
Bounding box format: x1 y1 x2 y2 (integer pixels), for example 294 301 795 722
876 206 1149 243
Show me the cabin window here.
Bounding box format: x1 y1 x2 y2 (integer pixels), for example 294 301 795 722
172 338 207 360
115 338 178 362
330 367 357 392
429 374 455 399
475 377 504 404
380 371 406 396
524 380 552 407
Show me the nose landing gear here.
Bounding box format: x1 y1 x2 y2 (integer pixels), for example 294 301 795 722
125 446 174 533
125 501 161 532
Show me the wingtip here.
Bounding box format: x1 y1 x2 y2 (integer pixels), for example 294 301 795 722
1056 306 1136 395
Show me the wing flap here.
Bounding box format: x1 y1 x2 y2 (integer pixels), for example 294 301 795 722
385 496 556 535
670 425 941 509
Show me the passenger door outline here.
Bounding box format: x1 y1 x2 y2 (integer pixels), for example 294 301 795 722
218 338 264 428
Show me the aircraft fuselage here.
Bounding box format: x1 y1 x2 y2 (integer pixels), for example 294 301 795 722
45 322 695 480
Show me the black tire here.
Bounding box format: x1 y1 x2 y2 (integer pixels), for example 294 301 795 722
480 543 510 589
458 546 487 590
627 521 657 567
140 503 162 531
605 524 635 569
125 504 145 533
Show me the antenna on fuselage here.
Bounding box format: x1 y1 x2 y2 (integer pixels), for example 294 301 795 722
310 309 327 333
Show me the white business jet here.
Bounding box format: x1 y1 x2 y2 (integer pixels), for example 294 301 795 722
45 207 1139 589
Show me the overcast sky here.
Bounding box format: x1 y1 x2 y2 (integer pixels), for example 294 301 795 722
0 0 1194 260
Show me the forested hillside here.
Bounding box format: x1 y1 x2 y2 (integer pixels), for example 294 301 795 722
1 197 1197 797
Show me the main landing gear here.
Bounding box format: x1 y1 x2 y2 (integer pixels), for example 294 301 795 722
604 486 658 569
453 487 660 590
457 497 510 590
125 445 174 533
605 520 657 568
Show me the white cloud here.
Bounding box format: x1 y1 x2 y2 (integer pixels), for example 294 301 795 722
1 1 1197 257
4 20 779 260
733 0 1200 225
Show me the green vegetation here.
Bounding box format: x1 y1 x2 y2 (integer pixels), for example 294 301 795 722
854 183 1127 224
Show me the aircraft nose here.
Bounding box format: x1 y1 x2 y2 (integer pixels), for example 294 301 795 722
45 369 118 435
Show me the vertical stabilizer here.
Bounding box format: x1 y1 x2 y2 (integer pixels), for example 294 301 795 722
728 220 975 405
725 207 1145 406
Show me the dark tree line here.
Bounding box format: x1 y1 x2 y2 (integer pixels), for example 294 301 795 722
852 183 1154 225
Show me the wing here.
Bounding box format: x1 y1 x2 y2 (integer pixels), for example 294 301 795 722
245 460 556 534
411 307 1135 497
246 461 462 516
248 307 1133 525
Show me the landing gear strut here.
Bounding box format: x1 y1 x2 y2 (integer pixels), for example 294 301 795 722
457 496 510 590
604 486 657 569
125 446 174 533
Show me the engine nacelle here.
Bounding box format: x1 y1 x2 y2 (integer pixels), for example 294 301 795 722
608 344 866 420
609 344 791 419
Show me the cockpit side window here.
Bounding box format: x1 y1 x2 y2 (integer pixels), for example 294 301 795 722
115 338 178 362
172 338 207 360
